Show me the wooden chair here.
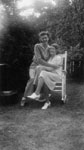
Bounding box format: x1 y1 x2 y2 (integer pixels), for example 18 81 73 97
50 51 67 103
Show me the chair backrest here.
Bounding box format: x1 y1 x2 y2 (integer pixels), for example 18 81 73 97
61 51 67 72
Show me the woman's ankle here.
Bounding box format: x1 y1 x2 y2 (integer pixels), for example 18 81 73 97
22 97 26 100
46 100 50 104
35 91 40 95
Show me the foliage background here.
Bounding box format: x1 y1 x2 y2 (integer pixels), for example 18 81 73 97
0 0 84 63
0 0 84 91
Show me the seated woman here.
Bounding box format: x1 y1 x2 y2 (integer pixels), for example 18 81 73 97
28 44 63 109
20 31 55 106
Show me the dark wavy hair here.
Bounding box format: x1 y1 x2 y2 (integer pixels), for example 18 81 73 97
51 43 60 54
51 43 59 49
38 31 50 38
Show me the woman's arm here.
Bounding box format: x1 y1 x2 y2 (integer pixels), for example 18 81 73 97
38 56 62 69
38 59 59 69
43 55 63 70
39 66 55 72
33 44 58 69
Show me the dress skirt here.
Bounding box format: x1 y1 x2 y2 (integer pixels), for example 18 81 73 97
39 70 62 91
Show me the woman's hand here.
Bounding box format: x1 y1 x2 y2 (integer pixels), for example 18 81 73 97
52 65 57 69
33 56 39 63
36 66 53 73
43 66 54 72
51 64 62 70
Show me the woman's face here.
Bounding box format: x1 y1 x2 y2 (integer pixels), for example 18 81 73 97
49 47 56 56
40 35 49 43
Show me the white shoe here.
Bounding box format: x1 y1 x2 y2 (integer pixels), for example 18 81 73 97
41 101 51 110
27 93 40 100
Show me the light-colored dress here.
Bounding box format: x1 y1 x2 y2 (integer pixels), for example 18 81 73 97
39 55 62 90
23 43 50 97
29 43 50 78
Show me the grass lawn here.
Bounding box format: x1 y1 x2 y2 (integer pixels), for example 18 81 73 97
0 80 84 150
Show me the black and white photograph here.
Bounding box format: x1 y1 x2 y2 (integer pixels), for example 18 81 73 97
0 0 84 149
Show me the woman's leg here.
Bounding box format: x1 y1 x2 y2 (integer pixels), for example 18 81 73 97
23 68 35 97
41 84 51 109
38 71 51 109
35 77 44 95
27 73 51 109
27 77 44 99
24 78 34 97
43 84 50 101
33 65 44 85
20 79 34 106
20 68 35 106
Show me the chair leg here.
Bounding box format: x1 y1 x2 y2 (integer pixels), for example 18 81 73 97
62 82 66 103
62 94 67 103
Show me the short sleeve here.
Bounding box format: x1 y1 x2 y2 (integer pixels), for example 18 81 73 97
34 44 42 59
54 56 62 66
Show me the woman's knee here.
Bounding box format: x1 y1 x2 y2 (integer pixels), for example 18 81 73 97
29 69 35 79
40 70 47 77
36 65 43 73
